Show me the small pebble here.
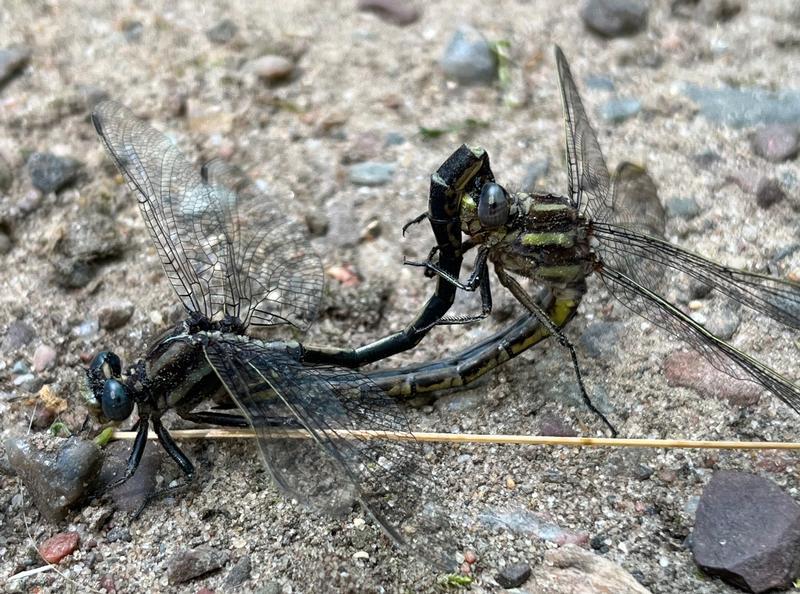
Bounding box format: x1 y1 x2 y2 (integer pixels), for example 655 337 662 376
580 0 649 38
349 161 395 186
464 550 478 564
440 25 497 85
751 125 799 162
0 46 31 87
755 177 786 209
665 196 701 220
97 300 135 330
496 562 532 588
225 555 252 587
584 74 615 91
166 545 230 584
599 97 641 123
247 55 294 82
105 527 132 543
357 0 420 25
121 19 143 43
3 320 36 351
27 152 81 194
39 532 80 564
206 19 238 44
32 344 57 372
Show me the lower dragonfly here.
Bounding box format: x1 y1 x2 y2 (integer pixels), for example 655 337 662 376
404 45 800 430
87 101 463 570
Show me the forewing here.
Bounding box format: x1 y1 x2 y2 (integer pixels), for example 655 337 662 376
202 336 461 571
598 266 800 415
555 46 613 223
201 161 322 330
93 101 230 319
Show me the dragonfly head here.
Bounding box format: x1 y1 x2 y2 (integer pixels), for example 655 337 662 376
462 181 511 233
86 351 135 421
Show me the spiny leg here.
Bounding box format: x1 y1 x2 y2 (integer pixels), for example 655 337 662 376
104 412 151 493
494 266 617 436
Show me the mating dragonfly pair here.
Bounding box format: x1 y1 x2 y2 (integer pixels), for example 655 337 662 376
86 46 800 571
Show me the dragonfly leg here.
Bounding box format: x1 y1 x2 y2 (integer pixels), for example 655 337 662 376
103 413 151 492
495 266 617 436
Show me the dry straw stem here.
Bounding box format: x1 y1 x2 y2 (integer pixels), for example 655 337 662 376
111 428 800 450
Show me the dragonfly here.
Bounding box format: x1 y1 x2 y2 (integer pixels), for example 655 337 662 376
86 101 463 570
404 45 800 432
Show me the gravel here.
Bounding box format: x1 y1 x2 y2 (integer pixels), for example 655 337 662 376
2 2 799 594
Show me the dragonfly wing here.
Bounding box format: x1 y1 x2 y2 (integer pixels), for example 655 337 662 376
93 100 226 318
598 265 800 414
93 101 322 331
202 336 461 571
609 163 665 238
554 46 613 222
200 160 322 331
594 224 800 331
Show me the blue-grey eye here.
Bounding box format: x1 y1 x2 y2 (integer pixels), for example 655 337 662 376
478 183 510 228
101 379 133 421
89 351 122 379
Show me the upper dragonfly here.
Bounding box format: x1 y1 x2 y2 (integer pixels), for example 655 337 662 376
86 101 460 570
409 46 800 431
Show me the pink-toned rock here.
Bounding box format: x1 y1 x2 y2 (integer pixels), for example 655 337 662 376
32 343 57 372
39 531 80 563
663 351 761 407
531 544 651 593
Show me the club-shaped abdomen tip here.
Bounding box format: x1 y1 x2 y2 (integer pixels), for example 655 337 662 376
101 379 133 421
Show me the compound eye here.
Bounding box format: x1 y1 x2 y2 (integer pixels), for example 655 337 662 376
101 379 133 421
478 183 510 228
89 351 122 379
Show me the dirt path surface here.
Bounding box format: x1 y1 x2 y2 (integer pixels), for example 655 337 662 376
2 1 799 593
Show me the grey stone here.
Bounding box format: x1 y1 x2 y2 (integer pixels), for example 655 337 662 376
49 212 125 288
584 74 615 91
580 321 621 359
27 152 81 193
580 0 649 38
692 471 800 593
357 0 420 26
497 562 532 588
3 320 36 351
0 46 31 87
665 196 701 220
121 19 143 43
206 19 238 44
167 545 230 584
97 300 135 330
440 25 497 85
349 161 395 186
751 125 799 162
225 555 252 587
599 97 641 123
5 436 103 521
683 84 800 128
755 177 786 209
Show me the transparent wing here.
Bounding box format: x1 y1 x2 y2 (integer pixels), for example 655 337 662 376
200 160 322 330
92 101 322 330
555 45 613 223
598 265 800 415
202 336 461 571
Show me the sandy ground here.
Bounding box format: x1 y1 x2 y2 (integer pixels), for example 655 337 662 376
1 1 800 593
